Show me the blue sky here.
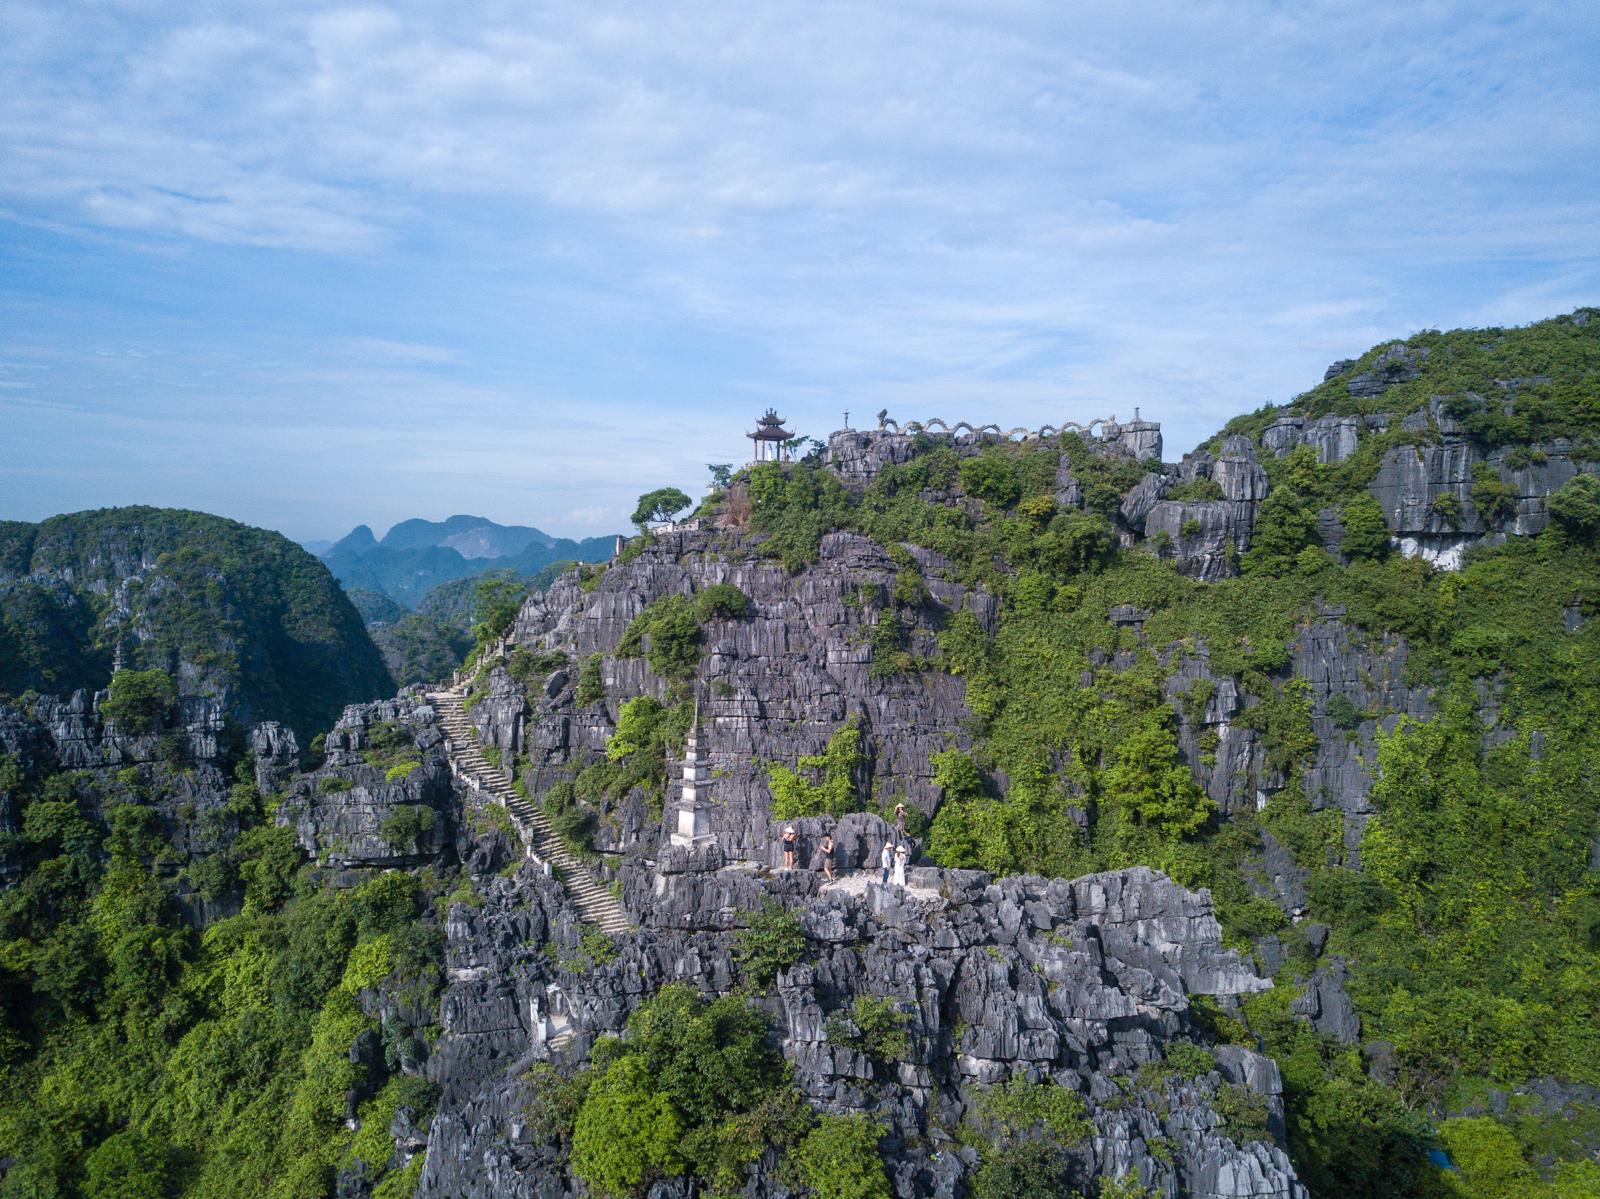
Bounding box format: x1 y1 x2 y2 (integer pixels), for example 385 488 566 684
2 2 1596 544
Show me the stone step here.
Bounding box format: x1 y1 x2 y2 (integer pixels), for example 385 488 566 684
428 690 632 933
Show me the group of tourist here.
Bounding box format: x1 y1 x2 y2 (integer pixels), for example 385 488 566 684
779 802 912 887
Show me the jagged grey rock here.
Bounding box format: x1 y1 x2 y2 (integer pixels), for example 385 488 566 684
1115 416 1164 462
505 528 989 864
1261 415 1363 464
418 858 1306 1199
1121 472 1169 530
279 697 456 870
1291 958 1360 1043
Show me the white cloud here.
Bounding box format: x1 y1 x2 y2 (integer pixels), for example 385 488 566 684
561 506 618 528
0 0 1596 535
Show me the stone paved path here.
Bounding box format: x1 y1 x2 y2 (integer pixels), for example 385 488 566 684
429 689 632 935
818 868 942 904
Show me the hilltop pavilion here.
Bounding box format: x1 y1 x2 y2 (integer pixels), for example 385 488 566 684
747 408 795 464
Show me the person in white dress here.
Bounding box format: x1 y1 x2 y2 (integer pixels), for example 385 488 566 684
892 841 909 887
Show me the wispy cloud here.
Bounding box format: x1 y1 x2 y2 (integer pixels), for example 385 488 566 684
0 1 1595 538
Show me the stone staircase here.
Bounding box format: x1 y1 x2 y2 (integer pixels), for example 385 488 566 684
429 689 632 935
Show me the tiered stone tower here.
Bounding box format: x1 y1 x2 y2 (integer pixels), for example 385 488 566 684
670 707 716 847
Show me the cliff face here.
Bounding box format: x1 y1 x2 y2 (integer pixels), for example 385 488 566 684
499 528 991 854
423 850 1305 1199
413 451 1315 1195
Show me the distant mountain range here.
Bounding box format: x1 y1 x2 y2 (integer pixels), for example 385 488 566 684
312 514 617 608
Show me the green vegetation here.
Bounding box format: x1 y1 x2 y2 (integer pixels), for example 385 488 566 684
365 566 578 689
100 668 177 735
1339 494 1391 561
1430 1117 1600 1199
960 1077 1093 1199
730 318 1600 1194
576 653 606 706
468 575 529 652
0 765 443 1197
368 612 474 688
565 985 852 1198
617 594 702 679
574 695 691 819
733 901 808 988
825 996 911 1068
543 781 596 858
0 507 393 741
768 718 866 818
379 804 438 850
1166 477 1225 502
791 1114 891 1199
1257 311 1600 447
1549 472 1600 535
693 582 750 620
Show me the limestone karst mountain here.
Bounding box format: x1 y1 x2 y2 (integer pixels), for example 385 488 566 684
0 506 393 742
1 309 1598 1199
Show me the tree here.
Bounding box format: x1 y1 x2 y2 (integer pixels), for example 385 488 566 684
707 464 734 489
1099 708 1214 840
606 696 668 761
631 487 692 530
81 1130 171 1199
470 577 529 647
734 901 808 987
100 669 176 735
959 453 1022 508
1549 473 1600 536
792 1114 890 1199
1340 494 1392 561
1243 445 1326 575
570 1057 686 1197
623 985 781 1125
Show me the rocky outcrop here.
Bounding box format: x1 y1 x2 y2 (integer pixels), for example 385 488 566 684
1291 958 1360 1044
1369 424 1600 568
1214 437 1269 505
1146 502 1241 582
279 696 455 870
1261 415 1364 464
1163 650 1270 816
1120 472 1169 531
1342 342 1428 398
0 689 320 922
1288 612 1433 844
1160 611 1433 842
827 429 926 486
1055 456 1085 508
1145 437 1265 581
420 859 1306 1199
504 529 992 863
1115 416 1164 462
825 420 1164 490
